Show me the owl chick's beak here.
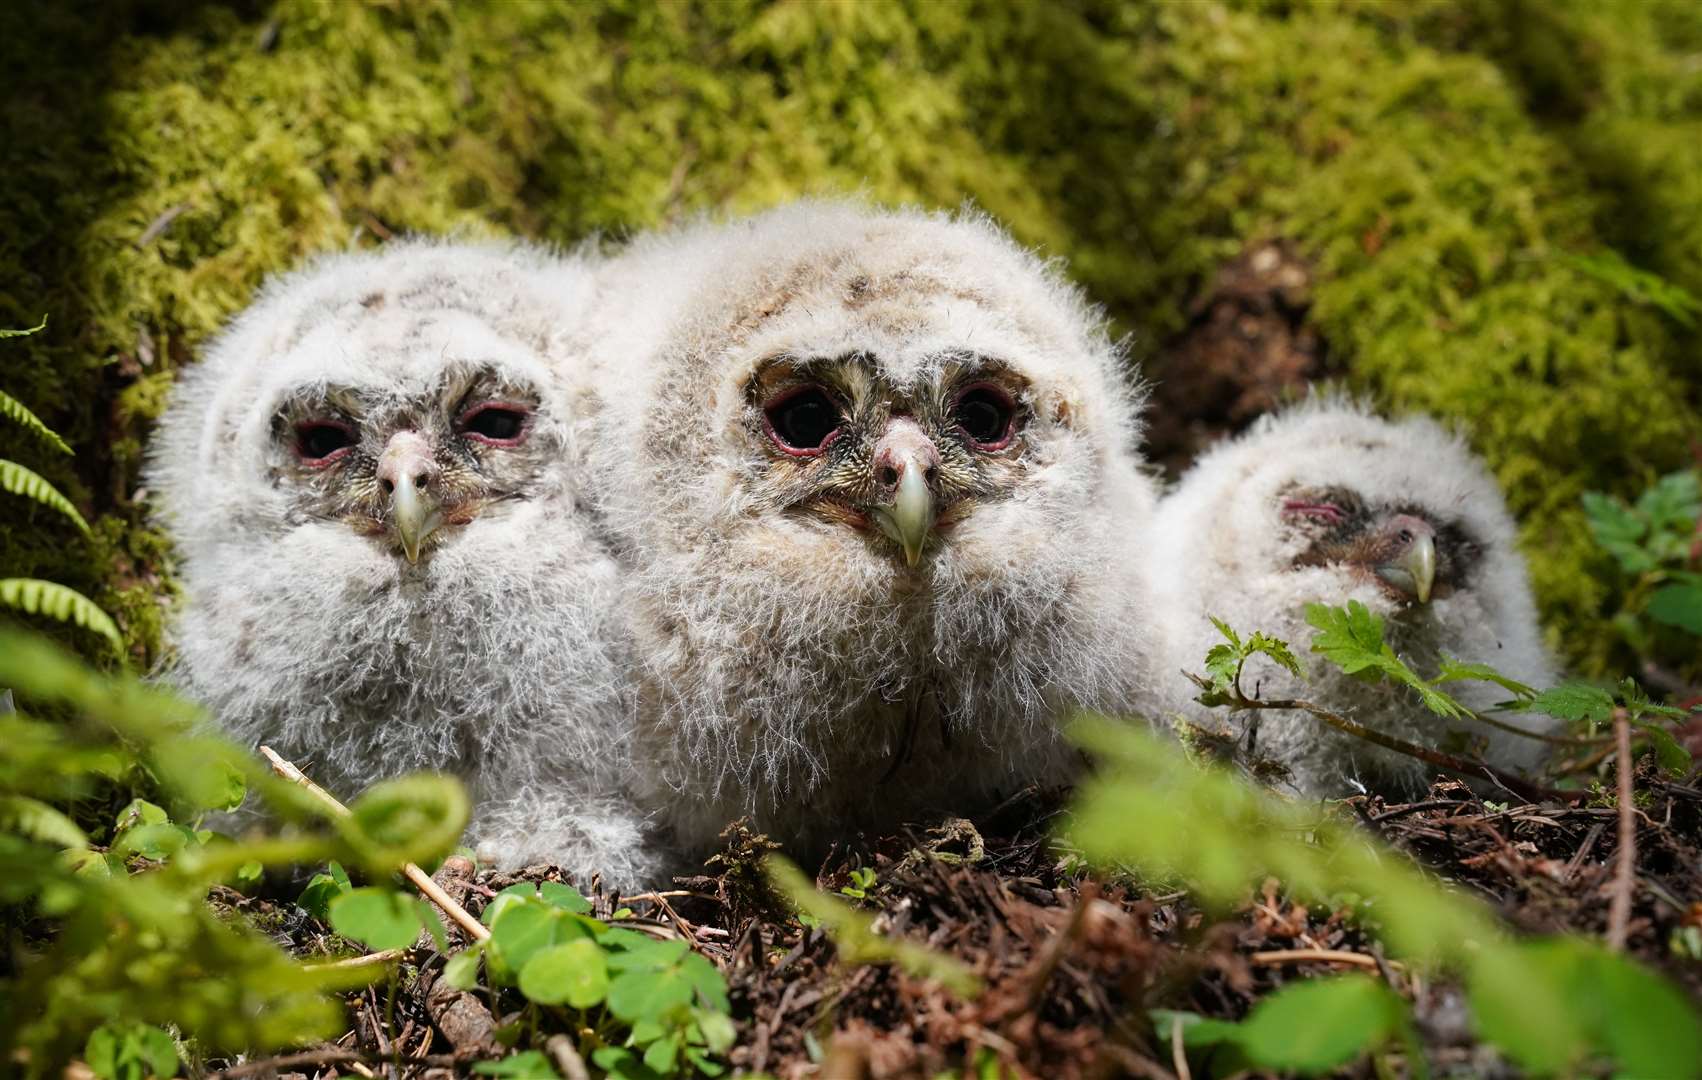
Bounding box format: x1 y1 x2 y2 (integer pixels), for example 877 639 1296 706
377 431 443 564
867 418 939 568
1374 514 1437 604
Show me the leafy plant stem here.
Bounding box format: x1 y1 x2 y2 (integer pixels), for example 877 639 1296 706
1222 690 1573 804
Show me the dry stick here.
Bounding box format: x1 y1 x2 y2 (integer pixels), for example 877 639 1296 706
1249 948 1405 972
1170 1013 1191 1080
259 745 491 943
544 1035 592 1080
1606 708 1636 951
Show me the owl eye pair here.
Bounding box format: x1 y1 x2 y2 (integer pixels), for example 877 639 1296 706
760 382 1018 456
293 403 531 464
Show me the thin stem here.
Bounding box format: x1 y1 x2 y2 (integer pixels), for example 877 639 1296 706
1606 708 1636 951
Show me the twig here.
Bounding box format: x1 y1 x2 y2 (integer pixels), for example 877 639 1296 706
1170 1011 1191 1080
1250 948 1404 971
303 949 403 972
545 1034 592 1080
259 745 491 942
206 1048 453 1079
135 202 191 248
1606 709 1636 951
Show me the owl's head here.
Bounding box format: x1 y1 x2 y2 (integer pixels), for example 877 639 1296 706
152 240 591 573
601 201 1147 589
1161 398 1530 632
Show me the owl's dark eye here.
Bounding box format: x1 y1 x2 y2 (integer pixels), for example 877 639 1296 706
763 386 843 456
458 403 530 447
295 421 355 465
953 383 1016 449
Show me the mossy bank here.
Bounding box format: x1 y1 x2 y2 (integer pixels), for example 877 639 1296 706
2 0 1698 677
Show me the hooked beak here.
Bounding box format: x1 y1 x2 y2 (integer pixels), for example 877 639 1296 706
376 431 442 564
1376 528 1436 604
867 418 940 568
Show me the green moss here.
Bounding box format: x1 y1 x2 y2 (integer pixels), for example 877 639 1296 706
1 0 1695 676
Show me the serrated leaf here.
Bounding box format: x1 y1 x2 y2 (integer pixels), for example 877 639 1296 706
1646 583 1702 635
1634 722 1693 775
1233 974 1407 1071
1202 643 1240 689
329 887 423 951
1208 615 1242 651
519 938 609 1007
1522 683 1616 727
1635 470 1701 532
1434 657 1536 699
0 579 121 650
1305 601 1391 676
0 459 89 534
1245 631 1303 679
1581 490 1646 548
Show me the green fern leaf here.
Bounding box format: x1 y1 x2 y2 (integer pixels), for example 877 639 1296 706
0 579 121 650
0 459 90 534
0 314 47 339
0 389 72 455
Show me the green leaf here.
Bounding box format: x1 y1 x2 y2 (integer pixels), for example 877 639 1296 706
472 1050 561 1078
298 862 353 921
443 947 483 991
1433 657 1535 699
1646 583 1702 635
329 887 423 951
607 960 698 1024
1306 600 1391 676
0 795 90 849
1521 682 1616 727
0 314 47 339
148 738 247 812
538 881 592 914
642 1032 681 1073
518 939 609 1007
1636 722 1694 775
0 579 121 650
84 1021 178 1080
0 458 90 534
1150 1009 1245 1050
1636 469 1702 533
693 1007 738 1054
114 822 197 862
1232 974 1407 1071
1589 945 1702 1077
591 1045 667 1080
1245 631 1303 679
489 897 591 980
341 773 470 875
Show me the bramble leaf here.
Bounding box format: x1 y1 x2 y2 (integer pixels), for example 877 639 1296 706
1646 583 1702 635
1519 683 1616 727
1434 657 1536 699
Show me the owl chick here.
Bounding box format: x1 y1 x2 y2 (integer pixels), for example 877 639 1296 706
1143 399 1559 797
149 239 660 886
576 201 1158 857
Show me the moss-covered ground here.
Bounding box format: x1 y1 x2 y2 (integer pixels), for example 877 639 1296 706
3 0 1699 676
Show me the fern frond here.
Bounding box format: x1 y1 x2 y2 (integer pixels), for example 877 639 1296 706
0 794 90 849
0 459 90 534
0 389 73 455
0 314 47 339
0 579 121 651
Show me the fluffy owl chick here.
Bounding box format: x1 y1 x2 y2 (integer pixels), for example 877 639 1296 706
1143 399 1559 797
149 239 659 886
579 201 1158 857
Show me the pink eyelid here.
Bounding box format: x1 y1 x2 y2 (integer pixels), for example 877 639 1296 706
761 384 843 457
456 401 532 446
294 420 355 466
1281 499 1346 523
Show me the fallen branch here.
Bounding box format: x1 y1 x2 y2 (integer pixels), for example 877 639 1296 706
1606 709 1636 951
1249 948 1405 972
259 745 490 942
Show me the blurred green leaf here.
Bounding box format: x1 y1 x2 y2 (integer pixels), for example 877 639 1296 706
519 939 609 1008
329 887 422 952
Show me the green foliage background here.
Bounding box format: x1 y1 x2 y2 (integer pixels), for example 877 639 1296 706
3 0 1699 674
